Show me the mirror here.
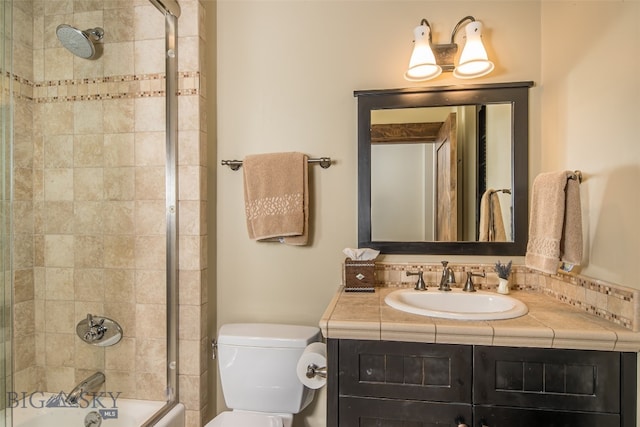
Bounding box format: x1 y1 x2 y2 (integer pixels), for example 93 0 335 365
355 82 533 255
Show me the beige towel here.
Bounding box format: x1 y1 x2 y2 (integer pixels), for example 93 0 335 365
243 152 309 245
479 189 507 242
525 171 583 274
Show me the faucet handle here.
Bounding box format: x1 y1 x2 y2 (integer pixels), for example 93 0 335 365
463 271 486 292
407 271 427 291
87 313 104 328
83 314 107 342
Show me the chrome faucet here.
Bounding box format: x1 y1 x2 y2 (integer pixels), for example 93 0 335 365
406 271 426 291
439 261 455 291
65 372 106 405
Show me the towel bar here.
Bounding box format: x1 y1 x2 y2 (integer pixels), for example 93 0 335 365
221 157 332 171
490 188 511 195
569 170 583 183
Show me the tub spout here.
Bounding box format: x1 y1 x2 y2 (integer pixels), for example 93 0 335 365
65 372 105 405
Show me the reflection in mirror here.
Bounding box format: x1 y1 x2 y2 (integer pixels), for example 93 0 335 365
356 82 533 255
370 104 513 242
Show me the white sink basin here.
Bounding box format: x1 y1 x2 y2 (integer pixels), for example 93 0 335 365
385 288 528 320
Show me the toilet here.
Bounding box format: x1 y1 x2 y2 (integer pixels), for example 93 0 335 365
207 323 322 427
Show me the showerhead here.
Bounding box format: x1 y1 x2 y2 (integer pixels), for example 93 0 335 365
56 24 104 59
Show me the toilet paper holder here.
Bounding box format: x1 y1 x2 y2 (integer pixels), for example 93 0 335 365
306 363 327 379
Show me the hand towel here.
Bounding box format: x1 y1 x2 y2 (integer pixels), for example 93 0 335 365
525 171 583 274
479 189 507 242
243 152 309 245
560 175 583 267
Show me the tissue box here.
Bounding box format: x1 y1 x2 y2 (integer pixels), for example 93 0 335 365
344 258 376 291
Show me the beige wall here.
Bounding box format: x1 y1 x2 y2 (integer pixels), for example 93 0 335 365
540 1 640 286
214 1 639 426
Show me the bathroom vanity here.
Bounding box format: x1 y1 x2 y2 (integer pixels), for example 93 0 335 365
343 81 639 425
320 287 640 427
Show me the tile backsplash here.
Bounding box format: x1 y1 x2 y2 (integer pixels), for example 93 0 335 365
370 262 639 332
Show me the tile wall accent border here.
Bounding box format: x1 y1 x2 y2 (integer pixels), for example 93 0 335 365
3 70 200 102
532 269 638 332
370 261 638 331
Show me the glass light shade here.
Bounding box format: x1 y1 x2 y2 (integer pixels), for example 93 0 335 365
404 24 442 81
453 21 494 79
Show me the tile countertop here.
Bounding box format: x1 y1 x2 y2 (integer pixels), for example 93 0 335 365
319 286 640 352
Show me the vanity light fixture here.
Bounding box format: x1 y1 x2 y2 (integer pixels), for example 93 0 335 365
404 16 494 82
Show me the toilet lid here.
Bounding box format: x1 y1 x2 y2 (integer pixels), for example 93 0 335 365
208 411 283 427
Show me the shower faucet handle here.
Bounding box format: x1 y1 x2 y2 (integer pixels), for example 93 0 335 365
84 314 107 342
87 313 103 327
76 314 123 347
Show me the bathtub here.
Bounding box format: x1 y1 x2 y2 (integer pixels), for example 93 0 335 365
12 393 185 427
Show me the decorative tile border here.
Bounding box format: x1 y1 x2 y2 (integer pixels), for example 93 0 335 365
369 261 638 331
2 70 200 102
532 269 638 332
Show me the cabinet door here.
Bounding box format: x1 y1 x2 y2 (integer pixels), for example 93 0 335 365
474 405 620 427
474 346 620 413
341 396 472 427
339 340 472 403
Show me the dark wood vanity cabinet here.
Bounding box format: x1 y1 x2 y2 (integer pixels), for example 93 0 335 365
473 346 636 427
327 339 637 427
334 340 473 426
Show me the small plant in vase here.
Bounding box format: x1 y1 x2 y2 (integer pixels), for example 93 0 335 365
494 260 512 294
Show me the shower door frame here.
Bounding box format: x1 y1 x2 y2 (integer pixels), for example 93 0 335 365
1 1 13 426
144 0 181 426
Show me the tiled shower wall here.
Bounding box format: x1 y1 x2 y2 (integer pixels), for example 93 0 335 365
10 1 208 426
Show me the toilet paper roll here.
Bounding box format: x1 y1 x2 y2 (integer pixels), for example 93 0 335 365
296 342 327 389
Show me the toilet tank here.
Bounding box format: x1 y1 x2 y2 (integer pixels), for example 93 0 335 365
217 323 321 414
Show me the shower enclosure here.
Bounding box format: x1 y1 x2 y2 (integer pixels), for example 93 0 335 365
2 0 187 425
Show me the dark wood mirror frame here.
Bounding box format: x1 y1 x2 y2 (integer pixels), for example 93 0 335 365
355 81 534 255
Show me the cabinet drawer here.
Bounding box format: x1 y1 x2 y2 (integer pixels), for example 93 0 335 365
341 396 472 427
339 340 472 403
474 346 620 413
475 405 620 427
